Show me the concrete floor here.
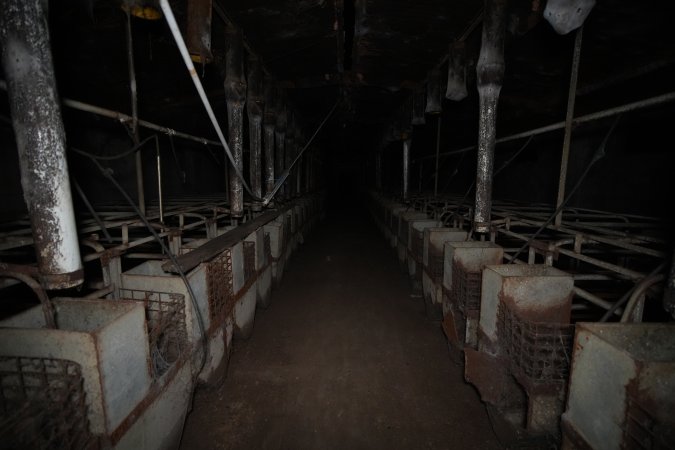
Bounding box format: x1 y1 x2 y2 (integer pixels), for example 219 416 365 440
180 209 502 450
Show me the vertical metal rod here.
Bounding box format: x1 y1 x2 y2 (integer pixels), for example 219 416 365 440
0 0 83 288
224 27 246 218
263 79 276 203
125 9 146 214
157 143 164 223
555 27 584 226
474 0 507 233
434 115 442 196
403 138 411 201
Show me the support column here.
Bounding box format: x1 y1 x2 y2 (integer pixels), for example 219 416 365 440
474 0 507 233
263 78 276 203
247 55 264 212
224 27 247 218
285 114 295 198
0 0 83 288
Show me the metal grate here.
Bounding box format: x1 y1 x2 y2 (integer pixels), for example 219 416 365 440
497 304 574 386
205 249 235 323
450 264 482 314
119 289 188 378
0 357 95 450
622 395 675 450
243 241 257 283
411 229 424 262
427 246 444 282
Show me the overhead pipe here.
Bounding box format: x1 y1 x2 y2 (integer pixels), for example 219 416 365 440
0 0 84 289
224 26 247 218
247 54 264 212
262 77 277 202
474 0 507 233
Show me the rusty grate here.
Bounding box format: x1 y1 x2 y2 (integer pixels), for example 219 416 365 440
497 304 574 386
243 241 256 283
119 289 188 378
205 249 235 323
411 229 424 262
622 395 675 450
0 357 95 450
450 264 482 314
427 246 444 282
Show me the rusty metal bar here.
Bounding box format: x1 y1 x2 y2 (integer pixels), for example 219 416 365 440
224 26 247 218
247 55 264 211
474 0 507 233
275 105 287 200
0 0 84 289
555 27 584 226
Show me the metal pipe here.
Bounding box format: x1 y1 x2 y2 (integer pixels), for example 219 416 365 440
285 115 295 198
0 270 55 327
275 105 287 200
248 55 264 211
403 137 411 201
0 0 84 289
224 26 247 218
419 91 675 162
474 0 507 233
621 274 665 323
555 27 583 226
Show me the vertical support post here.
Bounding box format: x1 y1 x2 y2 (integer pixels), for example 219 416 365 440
555 27 583 226
224 27 246 218
247 55 264 212
0 0 83 288
125 8 145 214
285 114 295 198
275 106 287 200
263 78 276 203
434 115 442 196
375 151 383 190
474 0 507 233
425 67 443 115
402 137 411 201
186 0 213 63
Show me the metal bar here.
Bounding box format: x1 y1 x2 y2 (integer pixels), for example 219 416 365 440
0 0 83 289
555 27 583 226
247 55 264 211
263 77 276 201
419 90 675 161
125 9 146 215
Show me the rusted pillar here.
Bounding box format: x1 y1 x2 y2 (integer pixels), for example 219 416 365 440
0 0 83 289
275 105 287 200
446 41 468 101
186 0 213 63
425 67 443 115
285 113 296 198
474 0 507 233
263 78 276 202
224 27 246 218
403 137 411 201
247 55 264 211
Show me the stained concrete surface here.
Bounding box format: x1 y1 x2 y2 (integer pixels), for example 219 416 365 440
180 209 502 450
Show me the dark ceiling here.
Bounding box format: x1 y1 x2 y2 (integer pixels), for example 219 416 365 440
7 0 675 166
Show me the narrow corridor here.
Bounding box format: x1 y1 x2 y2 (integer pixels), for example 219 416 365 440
180 209 500 449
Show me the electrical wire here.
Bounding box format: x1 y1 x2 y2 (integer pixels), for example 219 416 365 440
71 147 209 375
